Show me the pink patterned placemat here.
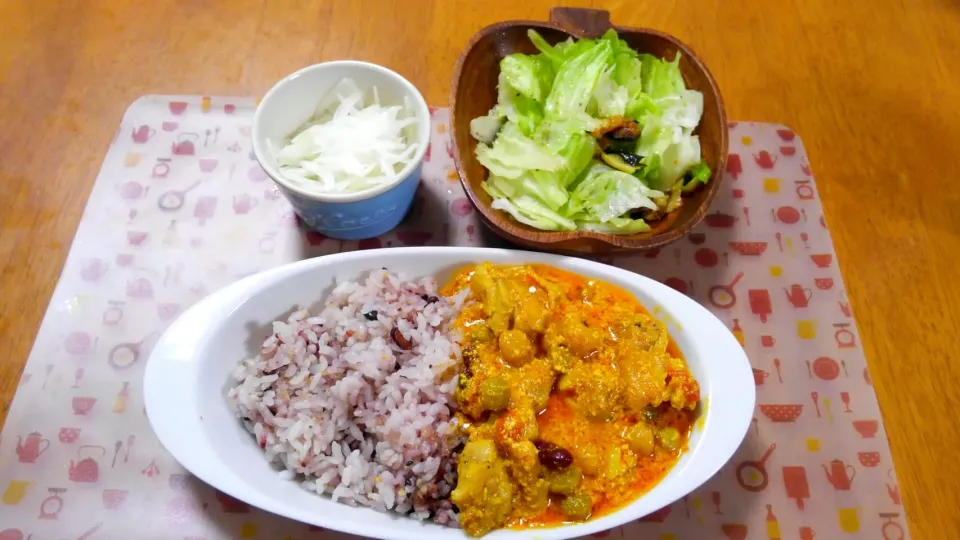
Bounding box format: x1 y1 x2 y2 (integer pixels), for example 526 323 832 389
0 96 908 540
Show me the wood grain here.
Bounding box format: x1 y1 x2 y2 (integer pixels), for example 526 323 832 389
1 0 958 536
450 7 728 253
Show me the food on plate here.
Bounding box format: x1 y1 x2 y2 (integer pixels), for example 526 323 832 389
444 263 699 535
228 263 700 536
268 78 421 194
470 30 711 234
228 271 465 524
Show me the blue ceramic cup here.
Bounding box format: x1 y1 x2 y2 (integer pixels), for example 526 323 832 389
252 61 430 240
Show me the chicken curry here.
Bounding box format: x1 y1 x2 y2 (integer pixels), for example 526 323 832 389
441 263 700 537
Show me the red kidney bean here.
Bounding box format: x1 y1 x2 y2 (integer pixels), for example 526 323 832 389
537 442 573 470
390 327 413 350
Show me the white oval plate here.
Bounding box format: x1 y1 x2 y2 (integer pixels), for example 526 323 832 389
144 247 754 540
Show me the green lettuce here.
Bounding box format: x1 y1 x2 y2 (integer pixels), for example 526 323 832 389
499 54 553 102
543 38 613 129
567 163 663 222
471 29 708 235
475 122 563 179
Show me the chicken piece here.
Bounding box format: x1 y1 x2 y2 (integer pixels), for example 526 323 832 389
470 263 497 307
664 357 700 410
619 344 699 412
618 314 669 354
525 269 565 305
471 263 514 333
572 441 602 476
558 363 620 421
560 313 603 357
544 313 603 359
451 440 515 537
504 440 549 519
513 357 556 411
499 329 534 366
495 404 539 444
546 343 577 373
466 414 499 440
619 348 669 414
514 294 549 333
455 373 486 419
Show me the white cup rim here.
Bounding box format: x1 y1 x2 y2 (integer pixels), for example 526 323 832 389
252 61 431 204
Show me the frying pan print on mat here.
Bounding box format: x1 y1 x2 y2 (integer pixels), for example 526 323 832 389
709 271 744 309
737 443 776 492
108 331 158 370
158 181 201 212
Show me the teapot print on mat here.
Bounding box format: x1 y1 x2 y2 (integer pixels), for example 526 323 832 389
131 125 155 144
69 445 106 483
785 284 812 308
823 459 856 491
16 431 49 463
172 133 199 156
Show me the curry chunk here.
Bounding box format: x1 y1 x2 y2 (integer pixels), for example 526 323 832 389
571 442 602 476
471 263 514 333
495 405 539 444
620 314 669 354
513 357 556 411
558 363 621 420
619 348 669 413
504 440 549 518
664 358 700 410
451 440 515 537
514 294 549 333
499 329 534 366
546 343 576 373
558 313 604 357
455 373 487 419
618 347 700 412
470 264 497 308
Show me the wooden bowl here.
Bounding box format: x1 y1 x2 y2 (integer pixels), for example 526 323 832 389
450 7 727 254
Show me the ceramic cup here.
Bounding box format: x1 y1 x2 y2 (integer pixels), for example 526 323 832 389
252 61 431 240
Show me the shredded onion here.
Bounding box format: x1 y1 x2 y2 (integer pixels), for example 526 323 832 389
270 78 420 194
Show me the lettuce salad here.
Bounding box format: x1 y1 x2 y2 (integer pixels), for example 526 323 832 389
470 29 711 234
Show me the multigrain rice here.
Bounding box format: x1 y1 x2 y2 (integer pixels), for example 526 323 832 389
228 270 469 524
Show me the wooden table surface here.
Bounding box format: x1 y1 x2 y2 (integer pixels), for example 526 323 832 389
1 0 957 536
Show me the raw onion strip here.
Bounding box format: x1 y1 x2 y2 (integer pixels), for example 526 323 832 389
269 78 420 194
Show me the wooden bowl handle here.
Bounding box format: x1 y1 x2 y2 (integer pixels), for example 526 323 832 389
549 7 613 38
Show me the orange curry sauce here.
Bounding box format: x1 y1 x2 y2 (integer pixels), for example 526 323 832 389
442 263 700 535
528 397 694 528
